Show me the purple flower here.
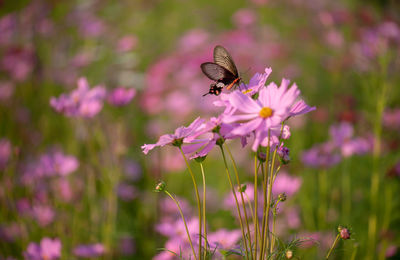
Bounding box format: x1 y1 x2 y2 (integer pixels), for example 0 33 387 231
302 142 341 168
24 237 61 260
50 77 106 118
117 183 138 201
107 87 136 106
0 81 14 101
383 109 400 130
116 35 138 52
141 117 205 154
330 122 370 157
73 243 105 258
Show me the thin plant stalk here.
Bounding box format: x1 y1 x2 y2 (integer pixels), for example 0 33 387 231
259 131 271 260
199 162 208 260
254 154 259 259
266 146 278 255
318 169 328 229
244 192 261 242
164 190 198 260
219 145 250 259
179 148 202 259
325 234 340 260
270 202 279 253
342 159 351 222
224 144 253 260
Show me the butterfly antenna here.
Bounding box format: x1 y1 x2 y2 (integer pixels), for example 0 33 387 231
202 92 210 97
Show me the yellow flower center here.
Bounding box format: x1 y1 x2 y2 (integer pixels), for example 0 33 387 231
259 107 273 118
242 89 252 94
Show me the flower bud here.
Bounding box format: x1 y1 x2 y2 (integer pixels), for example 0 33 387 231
154 181 166 192
238 184 247 193
172 138 183 147
277 145 290 164
257 151 266 162
285 249 293 259
194 156 207 163
338 226 351 240
216 137 225 146
212 125 221 133
278 193 287 202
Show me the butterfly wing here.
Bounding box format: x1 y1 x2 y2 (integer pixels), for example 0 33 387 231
200 62 235 81
213 45 239 77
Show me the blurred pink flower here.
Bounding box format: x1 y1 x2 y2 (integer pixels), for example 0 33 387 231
32 205 55 227
272 172 302 197
24 237 61 260
1 46 34 82
0 81 14 101
50 77 106 118
302 142 341 168
207 229 241 250
73 243 105 258
383 109 400 130
330 122 370 157
232 9 257 28
116 35 138 52
0 138 12 170
179 29 209 51
117 183 138 201
118 235 135 255
107 87 136 106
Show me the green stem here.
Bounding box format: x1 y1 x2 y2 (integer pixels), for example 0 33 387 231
179 148 202 259
164 190 198 260
260 133 271 260
342 159 351 223
267 146 278 255
326 234 340 259
224 144 254 260
219 145 250 259
270 202 279 253
318 169 328 229
200 162 207 260
254 154 259 259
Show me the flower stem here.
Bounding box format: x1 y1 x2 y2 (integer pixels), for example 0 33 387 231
179 148 202 260
326 234 340 260
270 201 279 253
254 154 259 259
224 144 254 260
199 162 208 260
260 133 271 260
266 146 278 255
164 190 198 260
219 145 250 259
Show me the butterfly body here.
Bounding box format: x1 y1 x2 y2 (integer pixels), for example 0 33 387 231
201 45 241 96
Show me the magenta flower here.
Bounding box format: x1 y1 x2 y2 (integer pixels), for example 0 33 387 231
116 35 138 52
50 77 106 118
329 122 370 157
31 204 55 227
73 243 105 258
141 117 205 154
24 237 61 260
107 87 136 106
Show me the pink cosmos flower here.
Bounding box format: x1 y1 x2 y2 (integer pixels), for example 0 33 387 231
141 117 205 154
239 67 272 96
24 237 61 260
50 77 106 118
329 122 370 157
107 87 136 106
32 205 55 227
73 243 105 258
223 78 314 151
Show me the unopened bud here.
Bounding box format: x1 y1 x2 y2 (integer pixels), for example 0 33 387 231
238 184 247 193
216 137 225 146
194 156 206 163
338 226 351 240
257 151 266 162
172 138 183 147
285 249 293 259
154 181 166 192
278 193 287 202
277 145 290 165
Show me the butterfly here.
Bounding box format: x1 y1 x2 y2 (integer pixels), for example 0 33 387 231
201 45 241 96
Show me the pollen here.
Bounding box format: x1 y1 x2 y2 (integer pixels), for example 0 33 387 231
242 89 253 94
259 107 273 118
